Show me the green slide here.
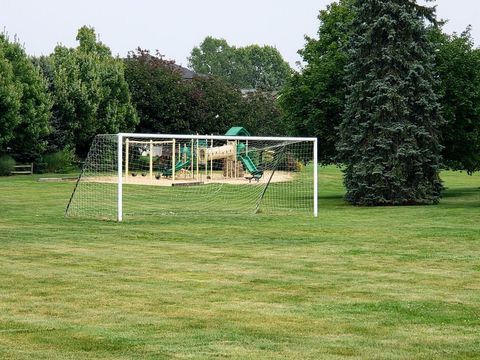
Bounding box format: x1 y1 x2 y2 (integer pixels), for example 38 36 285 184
163 145 192 177
235 141 263 179
163 160 191 177
238 153 263 177
226 127 263 179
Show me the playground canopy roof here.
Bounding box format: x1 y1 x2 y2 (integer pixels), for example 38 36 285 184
225 127 251 136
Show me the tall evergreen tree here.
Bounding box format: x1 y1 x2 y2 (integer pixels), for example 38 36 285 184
338 0 443 205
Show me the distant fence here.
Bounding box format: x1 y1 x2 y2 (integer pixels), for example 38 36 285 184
12 163 33 175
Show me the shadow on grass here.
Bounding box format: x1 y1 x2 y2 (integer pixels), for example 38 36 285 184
441 186 480 209
442 187 479 198
319 194 345 200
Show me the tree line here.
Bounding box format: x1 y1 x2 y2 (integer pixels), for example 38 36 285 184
0 26 287 171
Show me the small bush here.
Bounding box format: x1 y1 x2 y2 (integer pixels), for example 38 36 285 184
42 148 75 173
0 155 16 176
277 152 304 172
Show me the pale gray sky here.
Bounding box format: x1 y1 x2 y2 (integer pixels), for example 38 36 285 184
1 0 479 68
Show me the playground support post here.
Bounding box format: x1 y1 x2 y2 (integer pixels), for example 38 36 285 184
210 139 213 178
178 143 181 178
196 139 199 181
313 138 318 217
125 138 129 180
149 140 153 179
172 139 176 182
191 139 194 179
117 134 123 222
205 139 208 178
234 141 237 178
177 143 180 177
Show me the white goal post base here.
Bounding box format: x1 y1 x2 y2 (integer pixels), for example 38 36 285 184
66 133 318 221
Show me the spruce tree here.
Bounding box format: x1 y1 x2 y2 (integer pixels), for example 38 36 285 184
338 0 443 205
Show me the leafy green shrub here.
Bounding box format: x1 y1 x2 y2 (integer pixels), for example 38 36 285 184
277 152 304 172
42 148 75 173
0 155 16 176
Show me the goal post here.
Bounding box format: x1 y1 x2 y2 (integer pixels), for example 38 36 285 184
117 133 123 222
66 133 318 221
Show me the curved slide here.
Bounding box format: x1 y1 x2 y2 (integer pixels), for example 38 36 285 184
162 159 191 177
238 153 263 178
234 137 263 179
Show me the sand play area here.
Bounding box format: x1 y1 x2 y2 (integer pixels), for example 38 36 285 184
81 170 293 187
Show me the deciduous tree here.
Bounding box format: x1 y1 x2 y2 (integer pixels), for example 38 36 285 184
0 34 51 159
431 27 480 174
280 0 353 164
124 49 191 134
50 26 137 156
189 36 291 90
185 76 244 134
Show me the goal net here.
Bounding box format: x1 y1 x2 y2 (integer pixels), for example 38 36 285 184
66 133 318 221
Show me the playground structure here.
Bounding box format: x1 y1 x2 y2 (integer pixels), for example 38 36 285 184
124 127 264 185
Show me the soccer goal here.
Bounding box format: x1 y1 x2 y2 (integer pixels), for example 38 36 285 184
65 133 318 221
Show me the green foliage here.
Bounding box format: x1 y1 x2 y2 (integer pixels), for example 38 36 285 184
430 27 480 174
280 0 353 164
124 49 192 134
185 75 245 134
0 34 52 159
280 1 480 174
338 0 443 205
50 26 138 157
188 36 292 90
186 77 285 135
241 91 285 136
0 44 21 150
41 147 76 173
125 49 283 136
32 55 69 154
238 45 292 90
188 37 234 81
0 155 15 176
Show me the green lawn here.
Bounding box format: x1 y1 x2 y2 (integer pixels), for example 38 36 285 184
0 167 479 359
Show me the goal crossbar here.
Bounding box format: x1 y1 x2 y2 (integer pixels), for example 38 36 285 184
119 132 317 142
126 139 174 145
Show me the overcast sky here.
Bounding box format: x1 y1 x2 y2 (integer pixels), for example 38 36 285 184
1 0 479 69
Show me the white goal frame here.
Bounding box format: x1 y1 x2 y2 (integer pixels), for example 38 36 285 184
114 133 318 221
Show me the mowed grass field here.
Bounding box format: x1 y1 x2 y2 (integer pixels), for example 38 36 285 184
0 166 479 359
